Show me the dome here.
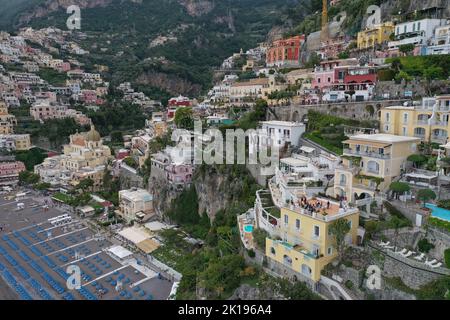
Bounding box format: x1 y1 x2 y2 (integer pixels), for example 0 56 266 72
85 124 101 142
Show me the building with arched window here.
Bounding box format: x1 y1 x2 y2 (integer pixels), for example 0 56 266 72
334 133 419 213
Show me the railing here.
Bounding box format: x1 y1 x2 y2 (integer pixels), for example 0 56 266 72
415 120 429 126
343 149 390 160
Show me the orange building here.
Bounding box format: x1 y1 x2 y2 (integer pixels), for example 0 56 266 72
266 35 305 68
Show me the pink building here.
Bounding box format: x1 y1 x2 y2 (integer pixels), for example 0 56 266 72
312 69 336 90
57 62 71 73
0 161 25 185
165 164 193 189
81 90 98 104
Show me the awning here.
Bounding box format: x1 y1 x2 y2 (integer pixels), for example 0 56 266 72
136 239 160 254
342 140 391 148
108 245 133 259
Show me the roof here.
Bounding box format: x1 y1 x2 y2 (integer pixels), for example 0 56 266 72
144 221 175 232
345 134 420 144
280 157 308 167
135 238 160 254
108 245 133 259
119 189 153 202
118 226 150 244
231 78 269 87
261 120 305 127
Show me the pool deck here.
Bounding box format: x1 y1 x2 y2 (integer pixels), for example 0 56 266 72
237 210 255 250
425 203 450 222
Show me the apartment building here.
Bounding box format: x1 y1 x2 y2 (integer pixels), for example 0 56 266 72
388 19 446 56
0 161 25 185
0 100 17 134
259 194 359 283
266 35 305 68
0 134 31 151
260 121 306 149
357 22 395 49
334 134 420 212
380 96 450 144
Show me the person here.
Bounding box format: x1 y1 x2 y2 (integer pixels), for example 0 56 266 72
327 200 330 209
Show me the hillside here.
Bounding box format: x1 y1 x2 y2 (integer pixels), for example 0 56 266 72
1 0 309 100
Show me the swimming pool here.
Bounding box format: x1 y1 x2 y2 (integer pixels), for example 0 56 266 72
425 203 450 222
243 225 254 233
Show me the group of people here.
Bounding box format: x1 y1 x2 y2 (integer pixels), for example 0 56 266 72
297 196 331 215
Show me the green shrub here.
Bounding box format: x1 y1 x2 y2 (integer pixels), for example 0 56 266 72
247 249 256 258
428 217 450 233
417 238 435 253
445 249 450 268
345 280 354 289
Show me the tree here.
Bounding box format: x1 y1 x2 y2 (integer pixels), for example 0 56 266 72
75 178 94 192
198 254 245 298
19 171 40 185
252 228 269 251
389 182 411 200
390 58 403 73
417 189 437 207
174 107 194 130
329 218 351 262
424 66 444 95
395 70 413 85
390 215 404 249
399 44 415 56
110 131 124 144
407 154 428 168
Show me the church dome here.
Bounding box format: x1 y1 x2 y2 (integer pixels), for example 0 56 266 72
85 124 101 142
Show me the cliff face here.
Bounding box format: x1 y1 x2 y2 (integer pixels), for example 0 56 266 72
178 0 215 17
17 0 114 25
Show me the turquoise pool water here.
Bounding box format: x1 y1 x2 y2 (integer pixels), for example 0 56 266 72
425 203 450 222
244 225 254 233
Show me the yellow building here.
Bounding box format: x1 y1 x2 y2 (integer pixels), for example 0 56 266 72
357 22 394 49
334 134 420 210
13 134 31 150
380 96 450 144
0 100 17 134
264 198 359 282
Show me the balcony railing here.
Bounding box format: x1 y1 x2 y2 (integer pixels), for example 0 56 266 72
344 149 390 160
415 120 429 126
432 121 449 127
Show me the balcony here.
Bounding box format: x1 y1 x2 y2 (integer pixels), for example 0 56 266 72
343 149 390 160
431 135 448 144
415 120 429 126
432 121 449 127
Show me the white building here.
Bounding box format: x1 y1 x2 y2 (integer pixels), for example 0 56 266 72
260 121 306 149
388 19 446 54
428 24 450 55
118 188 154 223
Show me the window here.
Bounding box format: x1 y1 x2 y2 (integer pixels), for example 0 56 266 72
270 247 276 255
402 127 407 136
327 247 333 255
385 112 390 122
403 113 408 124
284 214 289 225
295 219 300 230
313 225 320 238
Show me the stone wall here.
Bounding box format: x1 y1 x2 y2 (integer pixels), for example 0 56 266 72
374 80 448 100
268 99 408 122
382 249 450 289
426 227 450 260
